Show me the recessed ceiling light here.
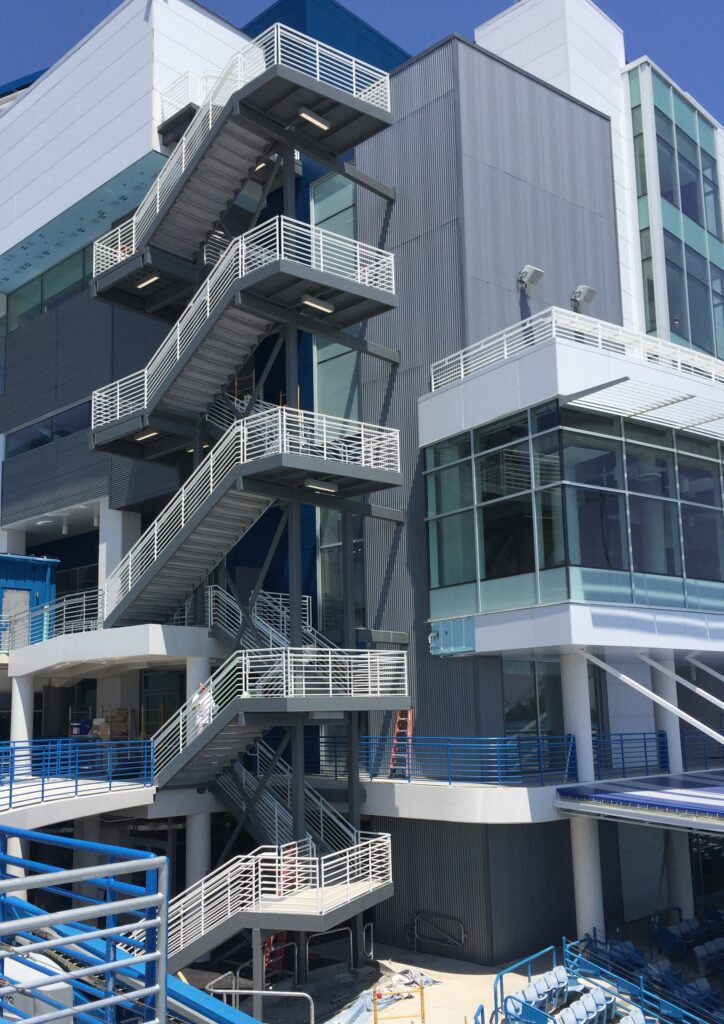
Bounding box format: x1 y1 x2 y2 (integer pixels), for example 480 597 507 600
301 294 334 315
135 431 158 442
136 274 160 290
304 478 338 494
298 107 331 131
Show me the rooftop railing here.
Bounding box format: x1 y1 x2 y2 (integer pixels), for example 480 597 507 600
0 738 155 812
104 406 399 619
94 23 390 275
430 306 724 392
92 216 394 427
152 646 408 778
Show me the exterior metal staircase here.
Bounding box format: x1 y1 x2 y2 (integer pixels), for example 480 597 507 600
207 584 335 649
103 406 400 627
93 24 391 280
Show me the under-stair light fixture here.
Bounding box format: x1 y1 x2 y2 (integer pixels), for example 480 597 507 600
304 478 338 495
298 107 331 131
255 159 267 172
135 431 158 442
301 294 334 315
136 274 160 290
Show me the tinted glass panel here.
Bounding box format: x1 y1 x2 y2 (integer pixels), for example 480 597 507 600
43 251 84 310
559 407 620 435
537 663 564 736
535 488 566 569
476 442 530 501
53 402 90 437
562 432 624 489
428 511 476 588
629 495 682 576
626 444 675 497
7 278 41 332
479 496 534 579
426 462 473 516
502 661 537 735
425 434 471 469
681 505 724 581
678 454 721 506
533 432 561 486
474 413 528 452
6 418 52 457
565 487 629 571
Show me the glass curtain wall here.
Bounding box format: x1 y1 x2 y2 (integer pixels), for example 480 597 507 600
425 403 724 618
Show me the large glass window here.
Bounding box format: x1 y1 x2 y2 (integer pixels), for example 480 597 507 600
656 110 679 208
676 127 704 226
476 443 530 501
565 487 629 571
43 251 85 311
686 246 715 353
629 495 682 576
702 149 723 240
428 511 476 589
427 461 473 516
562 432 624 489
681 504 724 581
640 228 657 334
478 496 534 580
664 231 690 340
502 660 563 737
5 401 91 459
626 443 675 497
7 278 41 332
677 453 721 506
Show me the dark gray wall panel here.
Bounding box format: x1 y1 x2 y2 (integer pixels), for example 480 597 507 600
1 432 108 525
109 454 181 511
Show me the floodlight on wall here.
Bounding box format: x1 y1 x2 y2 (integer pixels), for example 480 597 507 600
517 265 545 292
571 284 597 313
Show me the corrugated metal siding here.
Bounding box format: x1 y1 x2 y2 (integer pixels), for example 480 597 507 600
1 432 108 525
109 453 181 510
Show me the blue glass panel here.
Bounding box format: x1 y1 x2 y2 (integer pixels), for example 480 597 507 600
480 573 536 612
632 573 685 608
569 567 633 604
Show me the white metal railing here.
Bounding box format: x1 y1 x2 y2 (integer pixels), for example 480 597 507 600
0 616 10 654
167 834 391 958
8 590 103 650
94 23 390 275
255 738 358 851
216 766 301 847
160 69 220 121
205 391 276 435
151 646 408 778
430 306 724 391
104 407 399 619
92 217 394 428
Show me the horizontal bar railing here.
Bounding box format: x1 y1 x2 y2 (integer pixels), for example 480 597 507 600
0 824 167 1024
92 217 394 428
104 407 399 618
94 23 389 276
8 589 103 650
681 729 724 771
0 616 10 654
167 834 391 958
592 731 669 779
308 734 578 786
430 306 724 391
160 68 220 121
152 647 408 777
0 739 155 811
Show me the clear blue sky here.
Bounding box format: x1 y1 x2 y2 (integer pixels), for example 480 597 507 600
2 0 723 122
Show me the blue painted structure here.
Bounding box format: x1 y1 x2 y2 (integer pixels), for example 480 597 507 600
0 553 58 651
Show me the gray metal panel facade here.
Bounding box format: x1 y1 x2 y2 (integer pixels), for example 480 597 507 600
357 36 622 958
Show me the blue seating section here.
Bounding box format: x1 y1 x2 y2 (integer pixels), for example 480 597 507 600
694 937 724 976
505 973 613 1024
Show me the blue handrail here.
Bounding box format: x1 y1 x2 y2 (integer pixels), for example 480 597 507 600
0 738 155 811
592 732 669 779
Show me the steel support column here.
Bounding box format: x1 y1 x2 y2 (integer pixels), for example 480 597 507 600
252 928 264 1020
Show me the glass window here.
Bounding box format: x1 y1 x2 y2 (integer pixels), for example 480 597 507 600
712 264 724 359
537 662 564 737
502 661 538 735
664 231 690 340
53 402 90 438
681 505 724 581
677 433 719 459
5 418 52 457
426 462 473 516
43 251 84 310
657 136 679 208
559 407 620 436
425 433 471 469
633 127 647 197
640 228 657 333
626 443 675 497
473 412 528 452
533 431 561 486
476 442 530 501
629 495 682 576
428 511 476 589
702 150 723 240
686 245 714 354
535 487 566 569
312 175 356 236
562 432 624 489
7 278 41 332
565 487 629 571
531 401 559 434
478 496 534 580
625 420 673 448
676 128 704 226
678 453 722 506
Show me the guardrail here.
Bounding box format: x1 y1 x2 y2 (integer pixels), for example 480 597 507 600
93 216 395 427
152 646 408 777
0 824 168 1024
0 616 10 654
94 23 390 275
0 739 154 812
592 731 669 779
160 68 220 121
104 407 399 618
167 834 391 958
681 729 724 771
8 589 103 650
429 306 724 391
310 734 578 786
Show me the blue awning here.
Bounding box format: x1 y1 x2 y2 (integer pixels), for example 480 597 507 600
556 770 724 832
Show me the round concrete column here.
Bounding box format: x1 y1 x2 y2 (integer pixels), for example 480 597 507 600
10 676 34 743
650 650 683 773
561 651 605 937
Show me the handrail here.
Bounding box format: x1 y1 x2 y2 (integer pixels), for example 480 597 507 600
167 834 391 958
151 646 408 777
0 616 11 654
94 23 390 275
430 306 724 392
8 589 103 650
0 738 155 812
104 406 400 619
92 216 395 428
592 731 669 779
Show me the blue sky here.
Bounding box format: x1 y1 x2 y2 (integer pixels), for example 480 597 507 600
2 0 723 122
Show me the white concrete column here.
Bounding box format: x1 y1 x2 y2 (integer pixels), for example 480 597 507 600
186 656 212 887
561 651 605 937
0 528 25 555
650 650 683 773
97 499 141 590
10 675 34 743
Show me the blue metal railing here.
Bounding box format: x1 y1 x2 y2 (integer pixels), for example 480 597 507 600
0 738 155 812
308 735 578 786
681 729 724 771
592 731 669 779
492 945 558 1024
0 823 168 1024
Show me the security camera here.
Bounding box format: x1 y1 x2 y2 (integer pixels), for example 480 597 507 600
517 265 545 288
571 284 597 311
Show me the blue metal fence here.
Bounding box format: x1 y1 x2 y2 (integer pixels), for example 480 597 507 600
592 731 669 779
681 730 724 771
0 738 155 811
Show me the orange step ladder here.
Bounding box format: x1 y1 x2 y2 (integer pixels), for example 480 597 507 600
388 708 413 778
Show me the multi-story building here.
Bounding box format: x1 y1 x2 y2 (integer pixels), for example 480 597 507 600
1 0 724 1019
